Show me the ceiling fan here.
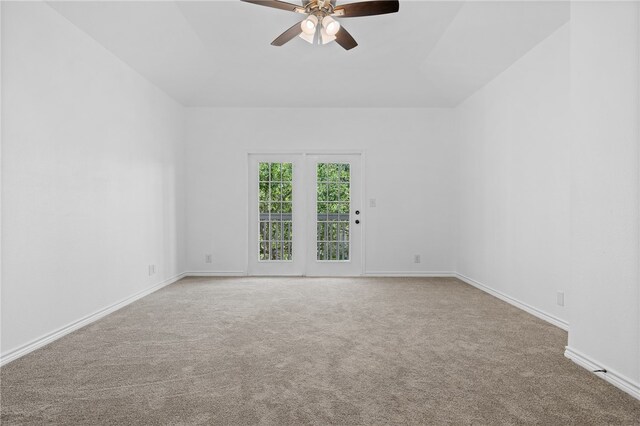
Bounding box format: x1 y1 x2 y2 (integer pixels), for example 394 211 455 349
240 0 400 50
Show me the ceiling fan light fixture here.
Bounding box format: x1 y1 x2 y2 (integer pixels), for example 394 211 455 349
320 27 336 45
300 14 318 35
322 16 340 36
299 31 315 44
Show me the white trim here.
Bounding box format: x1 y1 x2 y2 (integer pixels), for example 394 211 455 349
360 150 367 275
184 271 247 277
0 3 3 371
246 149 365 156
0 272 186 366
565 346 640 401
636 0 640 393
365 271 457 277
455 273 569 331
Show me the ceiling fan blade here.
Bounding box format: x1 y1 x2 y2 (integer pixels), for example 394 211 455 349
241 0 305 14
335 25 358 50
271 20 305 46
333 0 399 17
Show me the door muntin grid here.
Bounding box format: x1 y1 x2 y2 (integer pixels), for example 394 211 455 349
316 163 350 261
259 162 293 261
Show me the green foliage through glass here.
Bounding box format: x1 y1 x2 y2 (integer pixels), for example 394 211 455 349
259 162 293 261
316 163 350 261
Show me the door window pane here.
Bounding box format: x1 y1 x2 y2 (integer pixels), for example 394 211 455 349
317 163 350 261
259 162 293 261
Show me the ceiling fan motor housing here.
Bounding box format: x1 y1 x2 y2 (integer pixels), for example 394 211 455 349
305 0 335 15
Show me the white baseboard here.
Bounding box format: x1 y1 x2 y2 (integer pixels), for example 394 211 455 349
0 272 186 366
364 271 457 277
184 271 247 277
455 273 569 331
184 271 458 278
564 346 640 401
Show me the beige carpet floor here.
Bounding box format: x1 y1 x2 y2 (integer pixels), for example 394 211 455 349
1 277 639 425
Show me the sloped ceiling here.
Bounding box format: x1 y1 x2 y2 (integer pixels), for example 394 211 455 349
48 0 570 107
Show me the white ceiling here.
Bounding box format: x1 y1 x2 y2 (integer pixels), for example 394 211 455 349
48 0 569 107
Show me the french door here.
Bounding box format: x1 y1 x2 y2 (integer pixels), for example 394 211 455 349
248 153 362 276
248 154 305 275
305 154 362 276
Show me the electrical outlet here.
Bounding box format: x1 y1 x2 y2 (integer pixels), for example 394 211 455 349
369 198 377 208
205 254 213 264
414 254 421 264
557 291 565 307
148 264 156 276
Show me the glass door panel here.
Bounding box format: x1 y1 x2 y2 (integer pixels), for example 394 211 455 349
258 162 293 261
316 163 351 261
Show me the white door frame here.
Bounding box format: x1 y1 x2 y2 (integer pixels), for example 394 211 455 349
246 150 365 276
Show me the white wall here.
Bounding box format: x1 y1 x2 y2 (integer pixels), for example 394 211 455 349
185 108 456 275
568 1 640 388
455 24 571 326
455 3 640 396
1 2 186 358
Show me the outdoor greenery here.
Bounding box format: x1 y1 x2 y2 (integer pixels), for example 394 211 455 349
259 162 293 261
316 163 350 260
257 162 351 261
